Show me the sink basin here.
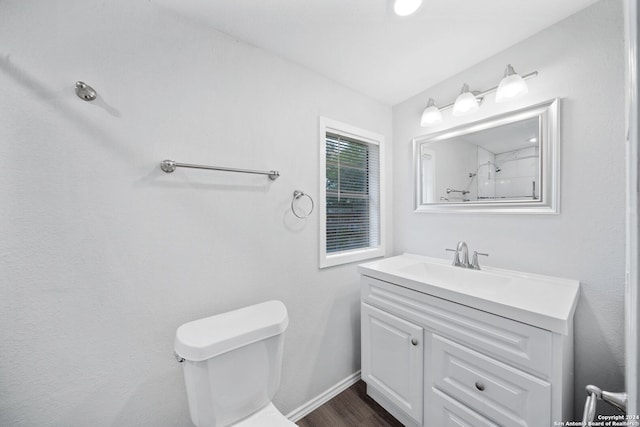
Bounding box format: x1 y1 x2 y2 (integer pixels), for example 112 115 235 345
398 261 512 295
358 253 580 334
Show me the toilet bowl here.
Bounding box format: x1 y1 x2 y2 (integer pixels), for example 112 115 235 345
174 300 295 427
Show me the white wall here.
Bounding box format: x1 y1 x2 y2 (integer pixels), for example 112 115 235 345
393 0 624 418
0 1 392 425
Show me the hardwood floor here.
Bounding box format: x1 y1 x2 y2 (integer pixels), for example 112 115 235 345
296 381 404 427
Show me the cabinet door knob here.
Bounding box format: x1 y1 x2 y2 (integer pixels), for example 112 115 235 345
411 338 418 346
475 382 485 391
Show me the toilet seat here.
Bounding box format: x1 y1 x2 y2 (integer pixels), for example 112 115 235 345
233 402 296 427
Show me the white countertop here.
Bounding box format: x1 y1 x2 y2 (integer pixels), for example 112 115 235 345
358 253 580 334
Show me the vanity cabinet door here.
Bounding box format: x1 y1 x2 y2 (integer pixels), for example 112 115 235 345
361 303 423 424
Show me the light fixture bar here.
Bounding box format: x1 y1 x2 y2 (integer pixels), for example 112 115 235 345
437 71 538 112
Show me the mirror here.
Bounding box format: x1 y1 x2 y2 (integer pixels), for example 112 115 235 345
413 98 559 214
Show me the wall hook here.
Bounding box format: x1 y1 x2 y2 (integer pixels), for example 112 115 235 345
75 81 97 101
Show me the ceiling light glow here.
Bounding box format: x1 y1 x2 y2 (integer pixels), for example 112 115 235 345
394 0 423 16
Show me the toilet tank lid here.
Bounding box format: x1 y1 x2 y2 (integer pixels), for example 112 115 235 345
174 300 289 362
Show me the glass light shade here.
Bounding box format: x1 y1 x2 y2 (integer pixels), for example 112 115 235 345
394 0 423 16
452 85 479 116
496 65 528 102
420 98 442 126
421 106 443 126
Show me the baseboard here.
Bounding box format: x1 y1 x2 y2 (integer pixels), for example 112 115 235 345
285 370 361 422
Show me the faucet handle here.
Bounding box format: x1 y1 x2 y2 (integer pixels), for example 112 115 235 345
471 251 489 270
445 248 461 266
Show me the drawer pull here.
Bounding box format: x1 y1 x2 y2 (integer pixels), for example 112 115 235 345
475 382 485 391
411 338 419 346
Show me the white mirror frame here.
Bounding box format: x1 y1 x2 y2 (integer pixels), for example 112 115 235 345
413 98 560 214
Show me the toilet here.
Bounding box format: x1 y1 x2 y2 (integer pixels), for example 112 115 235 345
174 300 296 427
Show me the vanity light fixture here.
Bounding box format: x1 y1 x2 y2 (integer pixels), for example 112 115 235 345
420 98 443 126
452 84 480 117
419 65 538 127
496 64 529 102
393 0 422 16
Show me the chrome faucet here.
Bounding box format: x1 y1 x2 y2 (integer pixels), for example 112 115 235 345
446 241 489 270
446 241 470 268
456 241 470 267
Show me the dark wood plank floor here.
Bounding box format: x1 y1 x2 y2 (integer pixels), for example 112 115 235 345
296 381 404 427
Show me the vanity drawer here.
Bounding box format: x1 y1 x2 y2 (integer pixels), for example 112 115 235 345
362 276 553 378
429 333 551 427
430 388 499 427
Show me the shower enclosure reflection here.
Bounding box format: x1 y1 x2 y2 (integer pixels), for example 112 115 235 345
413 99 559 214
420 117 539 203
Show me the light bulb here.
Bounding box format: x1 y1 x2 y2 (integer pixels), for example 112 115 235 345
496 64 528 102
452 84 479 116
420 98 442 126
394 0 423 16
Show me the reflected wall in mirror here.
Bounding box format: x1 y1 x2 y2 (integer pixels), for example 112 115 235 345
414 98 559 214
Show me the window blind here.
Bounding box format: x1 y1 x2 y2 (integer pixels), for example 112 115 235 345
325 132 380 253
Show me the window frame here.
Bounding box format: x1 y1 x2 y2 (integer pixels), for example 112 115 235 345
319 117 386 268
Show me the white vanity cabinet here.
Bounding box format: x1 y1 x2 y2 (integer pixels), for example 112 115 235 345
359 254 580 427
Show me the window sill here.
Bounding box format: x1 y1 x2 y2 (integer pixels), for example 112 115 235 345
320 246 385 269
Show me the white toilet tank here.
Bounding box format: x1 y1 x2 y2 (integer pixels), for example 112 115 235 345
174 300 289 427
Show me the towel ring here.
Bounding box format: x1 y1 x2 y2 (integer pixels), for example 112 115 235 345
291 190 314 219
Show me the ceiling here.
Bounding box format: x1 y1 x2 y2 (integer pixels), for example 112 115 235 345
153 0 600 106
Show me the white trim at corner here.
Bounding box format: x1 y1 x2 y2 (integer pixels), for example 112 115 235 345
285 370 361 423
625 0 639 416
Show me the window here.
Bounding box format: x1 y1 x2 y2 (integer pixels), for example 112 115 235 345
319 117 385 268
